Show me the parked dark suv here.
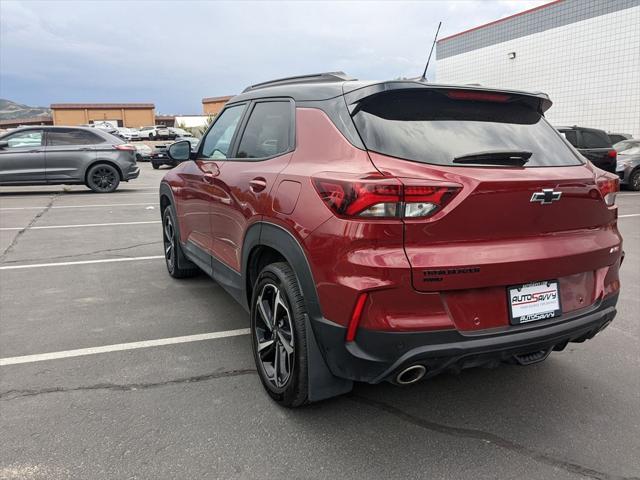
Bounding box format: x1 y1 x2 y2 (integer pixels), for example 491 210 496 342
557 125 617 173
0 126 139 192
159 73 622 407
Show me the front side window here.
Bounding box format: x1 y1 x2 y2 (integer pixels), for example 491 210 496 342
2 130 43 148
47 129 103 146
200 104 246 159
236 101 292 159
581 130 611 149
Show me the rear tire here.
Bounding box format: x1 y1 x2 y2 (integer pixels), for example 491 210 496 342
251 262 309 408
152 162 160 170
162 206 199 278
629 169 640 191
86 163 120 193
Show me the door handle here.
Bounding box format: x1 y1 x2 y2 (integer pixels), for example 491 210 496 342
249 177 267 192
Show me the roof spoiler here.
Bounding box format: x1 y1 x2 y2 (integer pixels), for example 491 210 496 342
343 81 553 114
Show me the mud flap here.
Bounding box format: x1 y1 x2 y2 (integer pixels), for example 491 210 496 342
305 314 353 402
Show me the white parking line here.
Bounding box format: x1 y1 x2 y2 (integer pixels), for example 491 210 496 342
0 221 161 231
0 255 164 270
0 192 159 200
620 214 640 218
0 329 251 366
0 203 156 211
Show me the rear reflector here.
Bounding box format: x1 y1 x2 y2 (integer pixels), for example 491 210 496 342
596 175 619 206
312 175 460 219
446 90 511 103
607 150 617 159
346 293 368 342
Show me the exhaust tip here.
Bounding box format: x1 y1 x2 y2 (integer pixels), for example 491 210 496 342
395 365 427 385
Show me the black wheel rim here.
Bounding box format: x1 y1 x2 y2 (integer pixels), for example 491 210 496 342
163 213 175 272
255 283 294 389
91 166 117 192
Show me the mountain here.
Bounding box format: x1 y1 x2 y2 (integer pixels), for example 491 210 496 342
0 99 51 121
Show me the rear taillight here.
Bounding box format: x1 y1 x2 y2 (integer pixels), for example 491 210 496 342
596 175 619 206
115 144 136 151
312 175 460 219
607 149 617 159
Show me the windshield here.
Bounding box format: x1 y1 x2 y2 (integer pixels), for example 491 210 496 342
351 89 582 167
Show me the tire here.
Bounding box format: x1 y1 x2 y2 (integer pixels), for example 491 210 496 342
86 163 120 193
135 153 143 162
162 205 199 278
251 262 309 408
152 162 160 170
628 169 640 191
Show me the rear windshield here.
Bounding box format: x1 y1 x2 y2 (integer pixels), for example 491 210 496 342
351 90 582 167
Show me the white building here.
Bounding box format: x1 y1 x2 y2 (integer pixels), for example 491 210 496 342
436 0 640 138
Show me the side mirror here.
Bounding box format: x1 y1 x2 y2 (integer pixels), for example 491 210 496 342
167 140 191 162
0 140 8 149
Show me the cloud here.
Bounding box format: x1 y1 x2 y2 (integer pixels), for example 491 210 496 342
0 0 549 113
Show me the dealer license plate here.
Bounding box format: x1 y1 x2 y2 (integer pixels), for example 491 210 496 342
508 280 561 325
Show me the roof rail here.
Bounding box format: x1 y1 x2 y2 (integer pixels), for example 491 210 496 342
242 72 356 92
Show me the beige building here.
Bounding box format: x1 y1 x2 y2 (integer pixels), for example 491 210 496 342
202 96 233 116
50 103 155 127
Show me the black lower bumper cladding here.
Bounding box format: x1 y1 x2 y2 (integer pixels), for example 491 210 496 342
311 294 618 384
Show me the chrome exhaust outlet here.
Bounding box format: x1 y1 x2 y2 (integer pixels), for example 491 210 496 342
395 365 427 385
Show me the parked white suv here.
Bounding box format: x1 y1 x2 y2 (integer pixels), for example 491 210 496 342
138 125 169 140
117 128 141 141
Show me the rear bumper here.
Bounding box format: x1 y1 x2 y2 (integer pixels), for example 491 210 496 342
151 155 174 167
124 166 140 180
310 293 618 384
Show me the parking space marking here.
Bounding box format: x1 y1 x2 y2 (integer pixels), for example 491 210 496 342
0 329 251 366
0 192 158 200
619 213 640 218
0 255 163 270
0 203 156 211
0 221 161 231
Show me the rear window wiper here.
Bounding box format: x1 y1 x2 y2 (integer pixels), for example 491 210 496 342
453 150 532 166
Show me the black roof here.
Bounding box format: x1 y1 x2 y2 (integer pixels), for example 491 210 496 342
229 72 553 112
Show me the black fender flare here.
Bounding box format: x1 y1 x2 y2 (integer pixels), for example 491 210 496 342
242 222 353 401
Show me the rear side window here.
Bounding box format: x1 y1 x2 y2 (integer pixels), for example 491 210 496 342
560 130 578 147
200 104 246 159
581 130 611 148
47 129 103 146
352 90 582 167
236 101 292 159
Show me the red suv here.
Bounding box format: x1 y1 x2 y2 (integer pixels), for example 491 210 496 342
160 73 622 407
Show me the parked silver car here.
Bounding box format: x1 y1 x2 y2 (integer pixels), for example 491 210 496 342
614 139 640 191
0 126 139 193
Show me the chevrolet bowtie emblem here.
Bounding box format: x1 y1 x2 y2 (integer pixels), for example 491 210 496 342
530 189 562 204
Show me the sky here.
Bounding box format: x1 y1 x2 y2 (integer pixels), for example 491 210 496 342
0 0 548 114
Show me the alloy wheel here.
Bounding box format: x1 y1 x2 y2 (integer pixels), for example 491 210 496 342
255 283 294 389
91 166 117 192
163 213 175 271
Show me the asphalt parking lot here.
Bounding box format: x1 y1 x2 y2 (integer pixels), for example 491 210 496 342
1 164 638 480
